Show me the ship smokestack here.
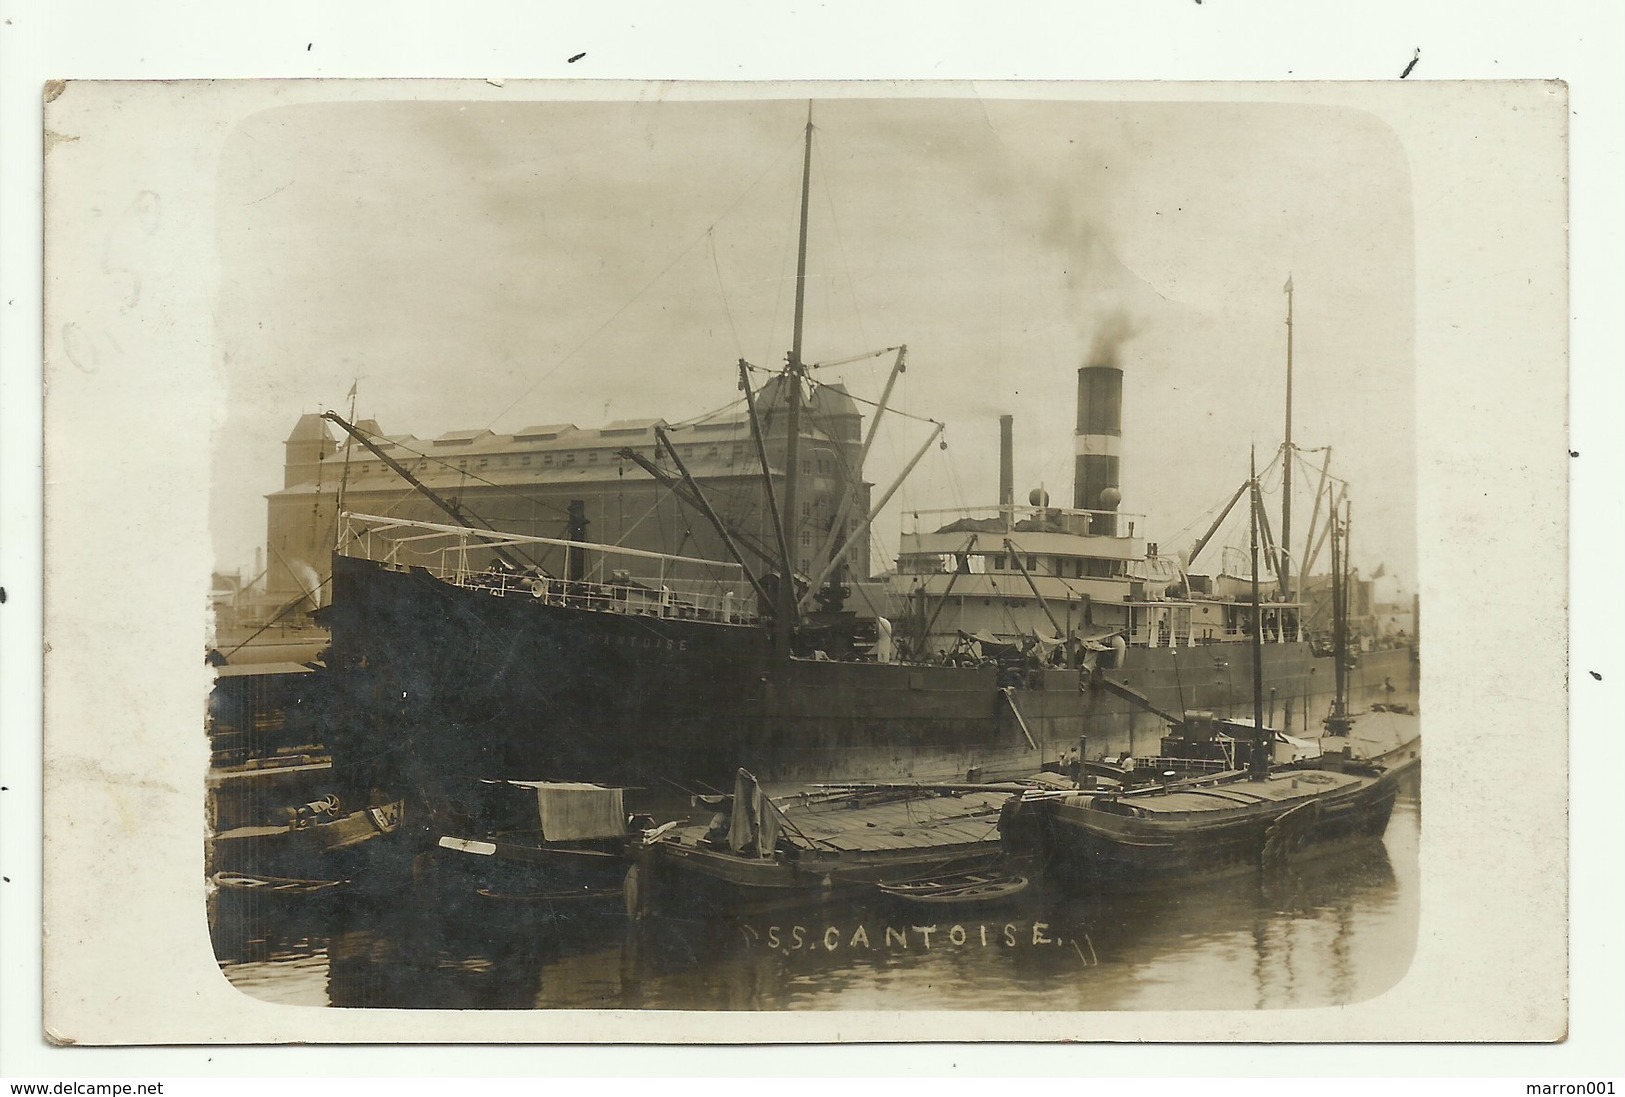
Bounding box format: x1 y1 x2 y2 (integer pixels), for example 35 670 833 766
1074 364 1123 534
999 414 1014 511
567 499 589 583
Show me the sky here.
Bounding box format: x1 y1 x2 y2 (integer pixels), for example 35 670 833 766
210 94 1417 590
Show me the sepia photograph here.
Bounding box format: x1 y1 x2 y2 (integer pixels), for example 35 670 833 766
198 90 1424 1013
33 76 1571 1049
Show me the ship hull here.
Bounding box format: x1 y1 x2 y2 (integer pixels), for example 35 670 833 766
999 769 1401 891
325 554 1417 794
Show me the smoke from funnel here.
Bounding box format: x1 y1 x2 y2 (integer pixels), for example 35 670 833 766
1085 309 1139 370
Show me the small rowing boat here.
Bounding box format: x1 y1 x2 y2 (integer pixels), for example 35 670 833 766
876 871 1029 906
211 871 349 896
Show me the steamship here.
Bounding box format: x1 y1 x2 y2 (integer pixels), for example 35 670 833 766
320 115 1417 802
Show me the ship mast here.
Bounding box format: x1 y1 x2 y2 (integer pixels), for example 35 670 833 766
1326 497 1352 735
1279 275 1294 600
1250 446 1269 781
774 104 815 656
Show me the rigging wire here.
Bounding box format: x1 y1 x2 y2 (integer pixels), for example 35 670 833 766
339 429 573 520
813 133 870 352
664 395 750 431
304 433 328 569
862 352 892 577
483 127 807 432
762 150 802 371
219 569 337 660
1158 489 1236 556
739 361 940 429
707 228 745 361
807 347 901 371
942 428 974 516
882 341 916 573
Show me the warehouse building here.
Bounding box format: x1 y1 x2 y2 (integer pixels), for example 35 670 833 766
264 378 873 611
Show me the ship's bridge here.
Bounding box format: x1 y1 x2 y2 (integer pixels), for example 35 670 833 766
898 505 1149 576
888 504 1199 649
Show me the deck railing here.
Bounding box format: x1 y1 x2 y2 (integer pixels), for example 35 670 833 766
905 503 1146 538
1127 607 1303 649
452 567 755 623
1136 757 1232 775
339 511 760 625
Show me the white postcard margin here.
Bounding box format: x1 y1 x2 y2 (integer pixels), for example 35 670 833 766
35 79 1568 1047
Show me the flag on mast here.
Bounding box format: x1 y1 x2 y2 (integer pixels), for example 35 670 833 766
1284 275 1293 294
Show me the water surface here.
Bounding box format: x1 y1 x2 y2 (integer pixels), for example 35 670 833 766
214 774 1419 1012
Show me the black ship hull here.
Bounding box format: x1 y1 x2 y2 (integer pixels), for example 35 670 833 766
324 554 1416 795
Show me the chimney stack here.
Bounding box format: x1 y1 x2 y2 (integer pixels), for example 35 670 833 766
998 414 1014 511
1074 364 1123 534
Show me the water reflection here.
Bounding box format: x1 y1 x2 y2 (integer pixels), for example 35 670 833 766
216 776 1419 1012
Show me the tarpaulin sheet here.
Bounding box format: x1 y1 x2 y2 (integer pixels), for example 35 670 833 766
493 781 625 841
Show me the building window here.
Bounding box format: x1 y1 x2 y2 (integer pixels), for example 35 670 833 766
564 453 576 465
588 452 598 464
543 454 554 467
478 458 489 469
800 531 811 547
458 459 468 470
522 455 531 466
500 456 509 467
